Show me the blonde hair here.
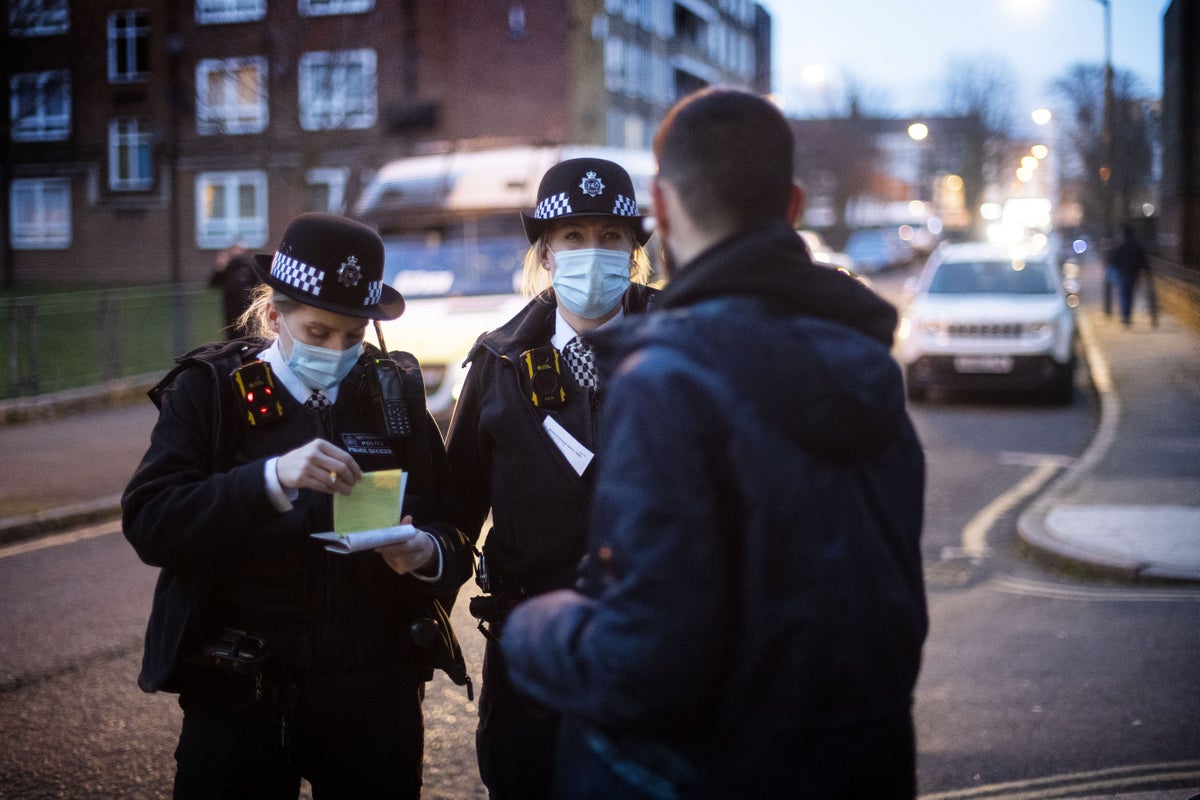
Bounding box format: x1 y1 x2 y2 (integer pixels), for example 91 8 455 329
519 230 654 298
237 285 301 339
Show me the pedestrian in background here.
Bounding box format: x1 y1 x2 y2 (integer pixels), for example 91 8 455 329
501 88 929 799
123 212 472 799
1110 223 1157 328
445 157 657 800
209 243 260 338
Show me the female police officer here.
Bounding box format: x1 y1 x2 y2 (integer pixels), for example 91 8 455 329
444 157 656 800
122 212 472 798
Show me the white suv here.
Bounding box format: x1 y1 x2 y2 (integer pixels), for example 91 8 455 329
896 242 1077 403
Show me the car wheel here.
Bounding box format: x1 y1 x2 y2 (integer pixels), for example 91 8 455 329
1045 362 1075 405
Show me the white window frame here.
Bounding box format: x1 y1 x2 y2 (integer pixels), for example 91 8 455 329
196 0 265 24
195 170 269 249
10 70 71 142
196 57 268 135
306 167 350 214
299 0 374 16
298 49 377 131
108 118 155 191
10 178 71 250
8 0 68 36
108 9 151 84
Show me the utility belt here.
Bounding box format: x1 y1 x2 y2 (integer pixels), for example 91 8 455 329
468 550 526 641
188 625 413 679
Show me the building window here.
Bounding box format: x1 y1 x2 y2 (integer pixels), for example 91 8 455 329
306 167 350 214
196 57 268 135
10 178 71 249
108 10 150 84
195 170 268 249
299 0 374 15
299 49 376 131
605 37 625 93
8 0 68 36
10 70 71 142
673 2 706 47
196 0 265 24
109 118 154 191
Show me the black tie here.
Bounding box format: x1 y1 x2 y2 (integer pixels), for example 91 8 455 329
562 337 598 391
305 389 331 410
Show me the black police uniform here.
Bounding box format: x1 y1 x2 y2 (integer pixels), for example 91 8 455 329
445 285 656 800
123 338 472 799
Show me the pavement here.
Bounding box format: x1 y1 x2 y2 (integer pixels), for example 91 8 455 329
1 263 1198 583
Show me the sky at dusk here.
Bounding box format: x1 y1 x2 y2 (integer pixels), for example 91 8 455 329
758 0 1167 129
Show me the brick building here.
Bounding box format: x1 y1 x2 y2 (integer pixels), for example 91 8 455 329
2 0 770 287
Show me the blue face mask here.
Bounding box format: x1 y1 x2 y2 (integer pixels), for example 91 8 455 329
551 248 632 319
280 316 363 391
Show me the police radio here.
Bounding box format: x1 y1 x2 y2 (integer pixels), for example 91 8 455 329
231 361 283 427
368 357 413 438
519 346 566 409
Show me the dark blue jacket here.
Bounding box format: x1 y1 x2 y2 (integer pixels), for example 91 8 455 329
501 222 927 795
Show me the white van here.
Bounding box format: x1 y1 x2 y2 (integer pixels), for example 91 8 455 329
355 145 656 421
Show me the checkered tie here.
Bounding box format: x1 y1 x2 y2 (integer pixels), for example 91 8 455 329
562 337 598 391
304 389 331 410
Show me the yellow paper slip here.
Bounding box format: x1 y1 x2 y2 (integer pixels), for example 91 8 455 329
333 469 407 535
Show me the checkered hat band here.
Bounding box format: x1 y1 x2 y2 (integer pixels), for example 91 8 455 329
534 192 572 220
612 194 637 217
271 253 325 297
364 281 382 306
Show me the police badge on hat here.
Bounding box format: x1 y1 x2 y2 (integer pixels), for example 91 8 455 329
338 255 363 288
579 171 605 198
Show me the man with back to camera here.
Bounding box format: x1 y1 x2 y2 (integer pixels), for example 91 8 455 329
500 87 929 799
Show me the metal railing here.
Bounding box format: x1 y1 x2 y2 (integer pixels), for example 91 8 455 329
2 285 224 401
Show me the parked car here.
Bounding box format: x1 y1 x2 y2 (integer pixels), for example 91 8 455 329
843 226 915 273
798 229 855 271
895 242 1076 403
798 229 872 287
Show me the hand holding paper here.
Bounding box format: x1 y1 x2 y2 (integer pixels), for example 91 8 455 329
313 524 424 554
311 469 415 554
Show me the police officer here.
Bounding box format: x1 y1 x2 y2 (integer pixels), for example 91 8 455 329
445 158 657 800
123 212 472 799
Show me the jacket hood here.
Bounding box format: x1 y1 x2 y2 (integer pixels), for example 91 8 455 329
591 223 908 459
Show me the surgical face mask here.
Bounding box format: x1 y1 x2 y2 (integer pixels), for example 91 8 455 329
550 248 632 319
280 316 363 390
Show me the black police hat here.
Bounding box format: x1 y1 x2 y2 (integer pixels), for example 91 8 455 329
521 157 651 246
252 212 404 320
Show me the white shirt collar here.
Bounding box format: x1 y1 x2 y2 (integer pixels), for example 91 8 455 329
261 339 340 404
551 307 625 351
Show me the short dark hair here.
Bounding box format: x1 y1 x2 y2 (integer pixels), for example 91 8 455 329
653 87 795 232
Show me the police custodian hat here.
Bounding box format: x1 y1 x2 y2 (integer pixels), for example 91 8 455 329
521 157 652 246
252 212 405 320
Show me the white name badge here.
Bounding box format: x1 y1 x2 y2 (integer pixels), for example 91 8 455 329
543 416 594 476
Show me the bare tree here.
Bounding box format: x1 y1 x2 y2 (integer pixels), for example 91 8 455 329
1050 63 1154 240
939 55 1019 235
792 118 880 248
